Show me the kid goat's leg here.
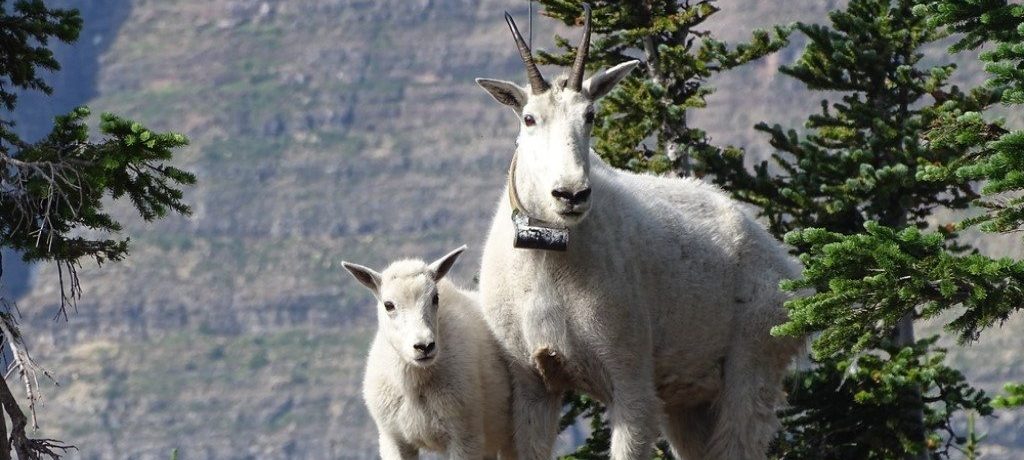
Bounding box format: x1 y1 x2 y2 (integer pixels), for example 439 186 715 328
378 433 417 460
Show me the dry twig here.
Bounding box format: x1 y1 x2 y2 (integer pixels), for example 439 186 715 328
0 311 73 460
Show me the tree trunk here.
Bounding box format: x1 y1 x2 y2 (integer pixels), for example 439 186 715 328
885 207 928 460
639 5 689 177
0 377 26 460
0 391 9 460
893 312 929 460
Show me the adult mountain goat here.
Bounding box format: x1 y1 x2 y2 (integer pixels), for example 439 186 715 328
475 6 803 460
344 247 516 459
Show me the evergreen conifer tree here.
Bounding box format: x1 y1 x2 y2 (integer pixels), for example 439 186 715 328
0 1 195 457
706 0 1022 457
917 0 1024 427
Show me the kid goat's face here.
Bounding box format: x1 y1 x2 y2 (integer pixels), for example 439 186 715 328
377 273 441 367
342 246 466 368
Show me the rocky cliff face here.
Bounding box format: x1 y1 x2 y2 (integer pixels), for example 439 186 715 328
8 1 1021 459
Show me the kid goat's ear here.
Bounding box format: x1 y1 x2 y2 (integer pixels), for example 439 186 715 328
583 59 641 101
475 78 527 113
428 245 467 282
342 261 382 298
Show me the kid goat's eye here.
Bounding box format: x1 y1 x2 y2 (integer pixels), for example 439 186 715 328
383 301 395 312
432 293 439 305
523 114 536 126
585 111 595 123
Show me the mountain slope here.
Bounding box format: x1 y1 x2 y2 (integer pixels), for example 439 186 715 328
8 1 1021 458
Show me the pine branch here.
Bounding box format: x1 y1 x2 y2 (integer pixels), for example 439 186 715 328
1 107 194 317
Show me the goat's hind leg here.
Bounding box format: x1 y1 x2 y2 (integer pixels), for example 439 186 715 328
705 349 787 460
661 403 714 460
496 444 518 460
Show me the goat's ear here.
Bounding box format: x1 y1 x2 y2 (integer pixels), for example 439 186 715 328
342 261 382 298
476 78 527 112
428 245 467 282
583 60 640 100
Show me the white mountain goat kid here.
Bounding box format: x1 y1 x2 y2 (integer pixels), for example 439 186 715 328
343 246 516 459
474 6 804 460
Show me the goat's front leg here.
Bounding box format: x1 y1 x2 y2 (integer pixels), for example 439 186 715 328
607 368 660 460
508 361 562 459
447 434 484 460
448 401 486 460
378 432 417 460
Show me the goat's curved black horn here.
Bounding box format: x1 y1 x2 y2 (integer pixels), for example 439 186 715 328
505 12 550 94
568 3 592 92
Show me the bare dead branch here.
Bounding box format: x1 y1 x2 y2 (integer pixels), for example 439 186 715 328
0 314 58 430
0 376 74 460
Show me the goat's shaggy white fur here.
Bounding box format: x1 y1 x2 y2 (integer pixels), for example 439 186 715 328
344 248 516 459
477 71 804 459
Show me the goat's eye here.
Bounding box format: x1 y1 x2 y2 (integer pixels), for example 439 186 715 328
432 293 439 306
383 301 395 312
523 114 536 127
585 111 595 124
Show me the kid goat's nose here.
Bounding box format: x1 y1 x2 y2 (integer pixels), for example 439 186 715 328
413 341 436 354
552 187 592 206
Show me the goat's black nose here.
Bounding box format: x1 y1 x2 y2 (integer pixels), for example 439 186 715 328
413 342 436 354
552 187 592 206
